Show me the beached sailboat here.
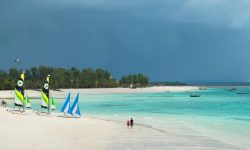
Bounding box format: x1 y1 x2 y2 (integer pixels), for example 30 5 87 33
26 95 31 108
68 93 81 117
41 75 50 113
14 72 25 110
61 93 71 114
60 93 81 118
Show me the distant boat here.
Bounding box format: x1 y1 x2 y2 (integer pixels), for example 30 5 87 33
26 95 31 108
199 87 207 90
61 93 71 114
68 93 81 117
130 83 136 89
228 88 237 91
190 93 201 97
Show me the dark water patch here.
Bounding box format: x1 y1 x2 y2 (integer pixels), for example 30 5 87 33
229 117 250 122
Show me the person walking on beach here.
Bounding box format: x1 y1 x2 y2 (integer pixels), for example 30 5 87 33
1 100 7 107
126 118 134 128
127 120 130 127
130 118 134 127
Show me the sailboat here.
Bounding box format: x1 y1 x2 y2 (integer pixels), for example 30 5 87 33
41 75 50 114
51 97 56 110
26 95 31 108
68 93 81 117
60 93 81 118
61 92 71 115
14 72 25 111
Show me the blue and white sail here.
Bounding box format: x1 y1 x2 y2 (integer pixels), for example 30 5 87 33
61 93 71 113
68 93 81 116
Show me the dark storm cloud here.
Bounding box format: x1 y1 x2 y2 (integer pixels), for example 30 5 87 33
0 0 250 82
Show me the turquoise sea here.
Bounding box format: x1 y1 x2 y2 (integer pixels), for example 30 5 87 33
21 87 250 148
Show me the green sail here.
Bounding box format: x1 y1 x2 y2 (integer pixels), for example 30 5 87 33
15 90 24 105
26 95 31 108
51 97 56 110
27 96 30 103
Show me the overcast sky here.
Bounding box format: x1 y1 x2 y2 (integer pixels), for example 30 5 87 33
1 0 250 82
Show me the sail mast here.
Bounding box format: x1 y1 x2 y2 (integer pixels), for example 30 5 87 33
22 72 25 110
47 75 50 113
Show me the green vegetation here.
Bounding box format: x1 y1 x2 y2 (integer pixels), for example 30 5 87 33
0 66 149 90
120 74 149 88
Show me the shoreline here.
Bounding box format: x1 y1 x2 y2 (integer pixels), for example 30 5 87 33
0 86 199 99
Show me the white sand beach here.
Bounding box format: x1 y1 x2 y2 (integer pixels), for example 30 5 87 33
0 108 239 150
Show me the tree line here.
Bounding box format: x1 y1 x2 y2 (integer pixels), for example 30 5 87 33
120 74 149 88
0 66 149 90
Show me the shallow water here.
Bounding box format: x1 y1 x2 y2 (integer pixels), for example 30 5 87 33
13 87 250 149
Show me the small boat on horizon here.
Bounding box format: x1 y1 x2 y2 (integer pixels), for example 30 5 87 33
190 93 201 97
226 87 237 91
199 87 207 90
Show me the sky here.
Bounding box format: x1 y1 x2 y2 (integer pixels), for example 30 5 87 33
1 0 250 82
